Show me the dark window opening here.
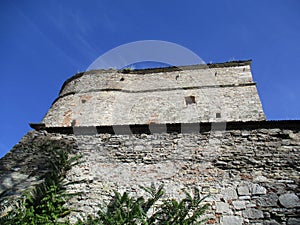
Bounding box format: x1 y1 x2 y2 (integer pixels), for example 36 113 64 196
120 77 125 81
81 99 86 103
216 113 221 118
185 96 196 105
71 120 76 126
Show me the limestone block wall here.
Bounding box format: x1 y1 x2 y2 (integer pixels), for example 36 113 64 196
42 61 265 127
64 126 300 224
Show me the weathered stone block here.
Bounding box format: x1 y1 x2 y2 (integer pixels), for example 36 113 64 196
221 215 243 225
263 219 281 225
257 193 278 207
239 195 251 200
279 193 300 208
216 201 232 214
252 184 267 195
242 208 264 219
221 187 238 201
287 218 300 225
237 185 250 196
233 200 246 210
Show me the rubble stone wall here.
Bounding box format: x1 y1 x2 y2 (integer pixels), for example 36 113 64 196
64 127 300 224
1 126 299 224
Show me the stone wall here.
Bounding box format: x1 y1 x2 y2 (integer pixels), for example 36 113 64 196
0 130 77 217
62 125 300 224
42 61 265 127
1 124 299 224
1 60 298 224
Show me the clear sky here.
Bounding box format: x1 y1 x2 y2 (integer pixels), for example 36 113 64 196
0 0 299 157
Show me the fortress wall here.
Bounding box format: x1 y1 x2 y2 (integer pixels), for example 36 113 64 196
4 61 296 224
0 127 299 224
59 65 253 96
42 64 265 127
42 84 265 127
63 127 300 224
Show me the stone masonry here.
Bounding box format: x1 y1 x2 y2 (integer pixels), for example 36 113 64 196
42 61 265 127
1 125 299 224
0 61 299 224
63 125 300 224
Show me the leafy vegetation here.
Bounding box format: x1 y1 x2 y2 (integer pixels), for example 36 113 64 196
76 184 209 225
0 139 80 225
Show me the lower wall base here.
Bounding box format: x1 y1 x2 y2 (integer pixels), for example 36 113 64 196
0 126 299 224
63 128 300 224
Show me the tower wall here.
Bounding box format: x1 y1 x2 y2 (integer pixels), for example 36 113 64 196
42 61 265 127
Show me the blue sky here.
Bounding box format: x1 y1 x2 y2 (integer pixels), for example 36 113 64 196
0 0 300 157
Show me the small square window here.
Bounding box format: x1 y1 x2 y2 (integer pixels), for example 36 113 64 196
185 96 196 105
216 113 221 118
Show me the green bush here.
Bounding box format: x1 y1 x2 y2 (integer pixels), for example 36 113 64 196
76 183 209 225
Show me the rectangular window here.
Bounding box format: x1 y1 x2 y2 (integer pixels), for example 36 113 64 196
185 96 196 105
